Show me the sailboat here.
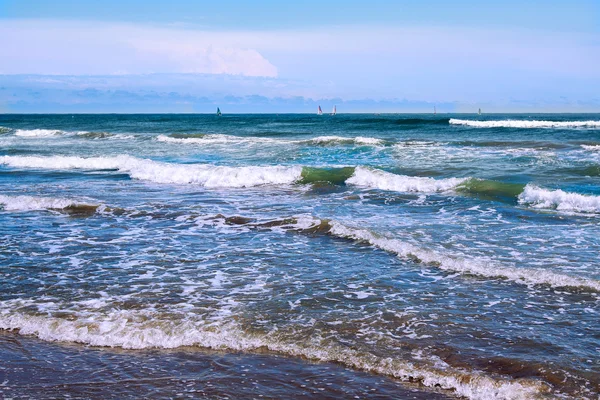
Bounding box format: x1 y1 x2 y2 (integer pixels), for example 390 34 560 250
216 107 222 116
478 108 482 115
317 105 323 115
331 105 337 116
434 106 437 115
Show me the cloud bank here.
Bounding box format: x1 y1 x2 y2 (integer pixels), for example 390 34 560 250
0 19 598 110
0 20 277 77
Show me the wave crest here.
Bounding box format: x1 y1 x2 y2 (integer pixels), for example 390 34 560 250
0 309 548 400
325 219 600 292
518 185 600 214
15 129 63 137
450 119 600 129
0 194 99 215
347 167 468 193
0 155 303 188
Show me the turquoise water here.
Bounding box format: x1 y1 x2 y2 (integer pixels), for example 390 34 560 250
0 114 599 399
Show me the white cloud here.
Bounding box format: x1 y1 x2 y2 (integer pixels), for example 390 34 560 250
0 20 277 77
0 19 598 102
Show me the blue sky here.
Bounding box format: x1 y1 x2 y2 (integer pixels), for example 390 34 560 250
1 0 599 112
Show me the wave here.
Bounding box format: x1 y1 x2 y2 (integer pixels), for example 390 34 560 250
0 126 11 134
76 131 133 140
0 309 548 400
157 134 385 146
518 185 600 214
157 134 277 145
10 128 132 140
0 155 303 188
307 136 384 145
0 194 99 215
14 128 64 137
190 214 600 293
450 119 600 129
581 144 600 151
346 167 468 193
457 179 526 201
318 219 600 292
0 156 471 193
6 155 597 213
300 167 356 185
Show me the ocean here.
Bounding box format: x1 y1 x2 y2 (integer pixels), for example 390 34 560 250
0 113 599 399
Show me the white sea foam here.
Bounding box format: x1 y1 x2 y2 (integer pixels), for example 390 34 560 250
518 185 600 214
10 129 133 140
324 219 600 292
156 134 277 145
449 119 600 129
0 309 547 400
0 155 303 188
346 167 468 193
308 136 384 145
14 129 63 137
157 134 384 146
0 194 97 212
581 144 600 151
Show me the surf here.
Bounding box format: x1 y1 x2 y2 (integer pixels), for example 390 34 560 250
0 306 549 400
0 194 100 215
449 119 600 129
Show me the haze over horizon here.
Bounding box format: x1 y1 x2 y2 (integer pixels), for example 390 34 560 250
1 0 599 113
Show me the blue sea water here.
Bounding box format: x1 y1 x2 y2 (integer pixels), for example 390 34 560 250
0 113 599 399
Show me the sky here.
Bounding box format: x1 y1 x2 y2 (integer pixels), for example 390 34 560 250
0 0 599 112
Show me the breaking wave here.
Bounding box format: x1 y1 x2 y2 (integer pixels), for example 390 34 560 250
157 134 277 145
518 185 600 214
0 308 548 400
449 119 600 129
0 194 99 215
10 128 131 140
156 134 385 146
0 155 303 188
14 129 64 137
307 136 384 145
184 214 600 293
5 155 598 213
0 155 471 193
319 219 600 292
581 144 600 151
346 167 468 193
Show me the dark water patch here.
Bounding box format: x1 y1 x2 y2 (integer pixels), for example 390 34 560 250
59 204 100 217
300 167 356 185
390 167 447 178
0 332 451 400
168 133 208 139
395 118 450 126
305 181 349 195
558 165 600 177
0 169 131 182
1 148 55 156
432 346 595 399
453 140 572 149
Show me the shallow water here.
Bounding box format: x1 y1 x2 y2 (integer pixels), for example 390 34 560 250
1 114 599 399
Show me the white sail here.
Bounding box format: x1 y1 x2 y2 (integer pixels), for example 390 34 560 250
332 105 337 115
